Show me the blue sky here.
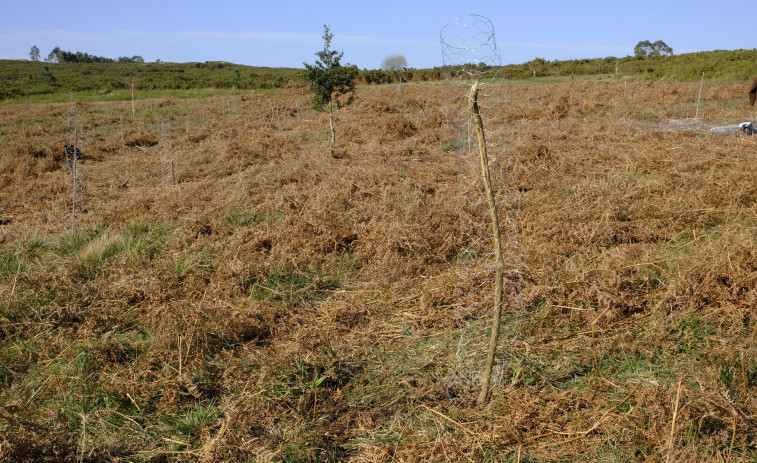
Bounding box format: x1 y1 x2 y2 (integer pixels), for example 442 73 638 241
0 1 752 69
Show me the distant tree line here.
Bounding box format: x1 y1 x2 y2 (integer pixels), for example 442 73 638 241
35 45 144 64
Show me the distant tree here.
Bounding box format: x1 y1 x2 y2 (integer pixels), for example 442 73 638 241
29 45 40 62
634 40 651 58
46 46 61 63
381 54 407 72
634 40 673 58
381 54 408 87
304 25 358 143
650 40 673 56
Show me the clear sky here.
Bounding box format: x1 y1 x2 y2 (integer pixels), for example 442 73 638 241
0 0 752 69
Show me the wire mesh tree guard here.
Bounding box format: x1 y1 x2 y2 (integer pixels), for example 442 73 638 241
441 14 526 405
159 119 176 186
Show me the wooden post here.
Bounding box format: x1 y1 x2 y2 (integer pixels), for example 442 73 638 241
329 102 336 143
268 99 275 129
469 83 505 408
72 129 78 233
120 115 124 155
695 72 705 119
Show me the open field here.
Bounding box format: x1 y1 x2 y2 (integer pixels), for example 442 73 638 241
1 79 756 461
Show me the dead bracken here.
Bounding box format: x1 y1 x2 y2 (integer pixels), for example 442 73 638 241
0 80 755 461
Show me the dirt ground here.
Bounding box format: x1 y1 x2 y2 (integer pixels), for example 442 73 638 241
1 79 756 461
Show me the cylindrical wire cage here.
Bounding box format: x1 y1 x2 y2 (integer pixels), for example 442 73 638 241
441 14 527 400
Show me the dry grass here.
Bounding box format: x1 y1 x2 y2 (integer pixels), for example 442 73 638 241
1 80 756 462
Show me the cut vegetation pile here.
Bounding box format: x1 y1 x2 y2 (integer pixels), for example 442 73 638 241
1 80 756 461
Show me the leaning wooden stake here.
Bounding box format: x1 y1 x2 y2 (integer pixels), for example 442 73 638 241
469 83 506 408
665 380 683 463
695 71 704 119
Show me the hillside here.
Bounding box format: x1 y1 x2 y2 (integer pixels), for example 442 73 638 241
0 60 304 100
503 48 757 81
2 48 757 101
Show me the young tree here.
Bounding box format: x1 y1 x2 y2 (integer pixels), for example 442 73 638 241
304 25 358 143
29 45 40 62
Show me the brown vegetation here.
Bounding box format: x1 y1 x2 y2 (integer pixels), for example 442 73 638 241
1 80 756 461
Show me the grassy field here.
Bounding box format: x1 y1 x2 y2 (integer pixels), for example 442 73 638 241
1 76 756 461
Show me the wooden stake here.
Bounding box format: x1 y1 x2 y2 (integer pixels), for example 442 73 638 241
469 83 505 408
591 305 611 380
329 102 336 143
666 380 683 463
268 98 275 129
120 115 125 155
741 350 748 396
72 129 78 233
695 72 704 119
727 415 737 463
592 322 601 378
9 258 22 298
